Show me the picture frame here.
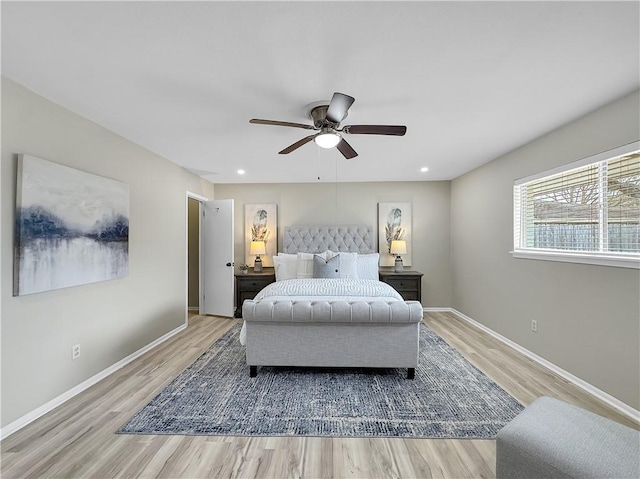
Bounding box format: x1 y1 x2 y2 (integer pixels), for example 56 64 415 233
14 154 129 296
244 203 277 267
378 202 412 266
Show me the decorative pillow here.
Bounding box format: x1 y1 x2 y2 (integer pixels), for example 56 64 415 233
313 254 341 278
336 252 358 279
321 250 338 260
357 253 380 280
296 252 315 279
273 255 297 281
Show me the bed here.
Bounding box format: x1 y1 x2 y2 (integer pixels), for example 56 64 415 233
241 225 423 378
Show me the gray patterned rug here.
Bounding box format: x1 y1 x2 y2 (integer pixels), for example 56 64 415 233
118 323 524 438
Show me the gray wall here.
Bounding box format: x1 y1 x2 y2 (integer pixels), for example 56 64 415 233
215 181 452 307
451 89 640 409
1 78 215 427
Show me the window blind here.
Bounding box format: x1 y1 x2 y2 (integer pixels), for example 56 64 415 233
514 145 640 257
607 154 640 252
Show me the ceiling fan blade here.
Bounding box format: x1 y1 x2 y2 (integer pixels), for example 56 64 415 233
279 134 317 154
336 138 358 159
325 92 355 124
344 125 407 136
250 119 316 130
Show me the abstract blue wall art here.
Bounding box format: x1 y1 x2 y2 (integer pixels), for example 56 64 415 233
14 155 129 296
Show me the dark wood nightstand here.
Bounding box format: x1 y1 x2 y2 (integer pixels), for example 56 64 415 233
378 269 423 302
234 268 275 318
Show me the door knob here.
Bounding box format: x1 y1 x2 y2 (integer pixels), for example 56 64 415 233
226 262 232 267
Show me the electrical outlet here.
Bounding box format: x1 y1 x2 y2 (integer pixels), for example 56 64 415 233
72 344 81 360
531 320 538 333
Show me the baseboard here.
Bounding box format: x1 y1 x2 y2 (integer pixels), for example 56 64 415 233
188 306 200 311
433 307 639 422
0 322 188 441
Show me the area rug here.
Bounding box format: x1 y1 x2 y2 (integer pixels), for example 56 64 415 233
118 323 524 438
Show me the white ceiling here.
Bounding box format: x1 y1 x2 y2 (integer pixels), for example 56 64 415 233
2 1 638 184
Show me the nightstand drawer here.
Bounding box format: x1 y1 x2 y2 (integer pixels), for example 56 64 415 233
238 290 261 305
398 290 419 301
236 277 273 292
383 278 418 292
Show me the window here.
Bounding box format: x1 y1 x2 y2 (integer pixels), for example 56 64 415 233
513 142 640 268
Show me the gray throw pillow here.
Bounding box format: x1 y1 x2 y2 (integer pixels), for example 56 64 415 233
313 254 340 278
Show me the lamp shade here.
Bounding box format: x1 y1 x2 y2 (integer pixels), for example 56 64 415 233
250 241 266 255
390 240 407 255
314 132 341 149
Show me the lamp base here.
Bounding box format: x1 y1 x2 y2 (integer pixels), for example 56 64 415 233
254 257 263 273
394 256 404 273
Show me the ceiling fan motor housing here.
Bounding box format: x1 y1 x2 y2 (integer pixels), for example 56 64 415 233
305 102 346 129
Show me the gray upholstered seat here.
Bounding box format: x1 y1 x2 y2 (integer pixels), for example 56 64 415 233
496 396 640 479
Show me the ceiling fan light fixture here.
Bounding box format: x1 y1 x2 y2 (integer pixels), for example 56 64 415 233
314 132 341 149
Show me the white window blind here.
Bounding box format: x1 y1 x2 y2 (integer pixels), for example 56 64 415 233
513 142 640 268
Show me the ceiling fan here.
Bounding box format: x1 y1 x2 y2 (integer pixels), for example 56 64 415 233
249 92 407 159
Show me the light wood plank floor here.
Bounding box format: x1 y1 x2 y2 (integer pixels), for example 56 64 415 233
2 312 637 479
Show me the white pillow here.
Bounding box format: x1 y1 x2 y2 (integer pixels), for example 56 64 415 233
296 252 315 279
273 255 297 281
336 252 358 279
357 253 380 280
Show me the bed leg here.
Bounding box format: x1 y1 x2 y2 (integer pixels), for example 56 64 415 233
250 366 257 377
407 368 415 379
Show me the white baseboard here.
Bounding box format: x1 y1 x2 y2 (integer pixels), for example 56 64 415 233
428 307 639 422
188 306 200 311
0 322 187 441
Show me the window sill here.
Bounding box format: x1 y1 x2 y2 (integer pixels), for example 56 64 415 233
511 249 640 269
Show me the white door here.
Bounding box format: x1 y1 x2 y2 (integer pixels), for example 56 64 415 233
202 199 234 317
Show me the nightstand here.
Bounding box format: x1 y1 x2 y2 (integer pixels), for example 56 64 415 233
234 268 275 318
378 269 423 302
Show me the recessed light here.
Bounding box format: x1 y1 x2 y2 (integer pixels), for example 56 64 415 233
420 167 429 173
237 169 245 175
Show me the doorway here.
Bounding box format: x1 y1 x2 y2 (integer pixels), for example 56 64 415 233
185 192 235 319
187 197 201 313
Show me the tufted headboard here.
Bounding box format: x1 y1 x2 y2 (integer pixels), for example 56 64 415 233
283 225 375 254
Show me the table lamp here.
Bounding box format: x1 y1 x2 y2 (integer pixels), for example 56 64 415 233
250 241 266 272
390 240 407 273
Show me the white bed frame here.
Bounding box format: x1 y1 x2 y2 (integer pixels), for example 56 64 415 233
242 225 423 379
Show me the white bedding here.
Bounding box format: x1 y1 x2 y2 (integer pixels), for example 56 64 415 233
254 278 403 302
239 278 403 345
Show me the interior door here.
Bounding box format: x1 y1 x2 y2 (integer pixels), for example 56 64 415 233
202 199 234 317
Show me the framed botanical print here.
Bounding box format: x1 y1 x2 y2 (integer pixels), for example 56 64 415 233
378 202 412 266
244 203 277 267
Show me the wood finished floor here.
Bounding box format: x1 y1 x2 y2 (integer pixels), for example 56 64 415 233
1 311 638 479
